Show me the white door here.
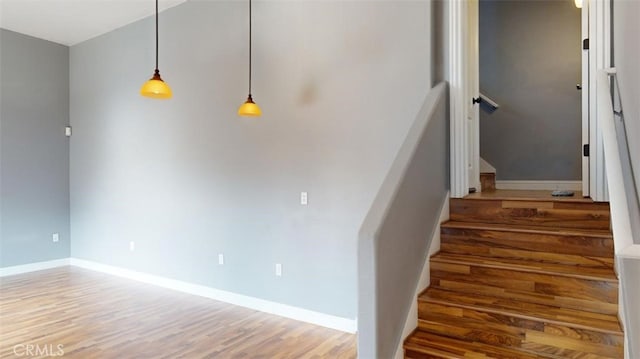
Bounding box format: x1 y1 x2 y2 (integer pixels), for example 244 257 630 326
467 0 480 192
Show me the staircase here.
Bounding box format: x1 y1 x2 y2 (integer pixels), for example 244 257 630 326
404 191 624 359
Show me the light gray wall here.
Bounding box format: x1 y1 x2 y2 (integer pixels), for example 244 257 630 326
614 0 640 221
479 0 582 180
358 83 448 359
613 0 640 356
70 0 431 320
0 29 70 267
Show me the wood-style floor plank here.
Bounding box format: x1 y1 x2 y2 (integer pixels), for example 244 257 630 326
0 267 356 359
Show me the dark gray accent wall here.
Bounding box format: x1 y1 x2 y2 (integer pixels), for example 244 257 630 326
358 83 448 358
0 29 70 267
479 0 582 180
70 0 432 320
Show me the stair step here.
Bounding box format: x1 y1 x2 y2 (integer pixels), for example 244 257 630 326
430 253 617 309
441 221 614 267
419 288 623 335
404 330 548 359
463 190 599 203
441 221 614 266
431 253 616 282
417 310 624 358
450 198 611 230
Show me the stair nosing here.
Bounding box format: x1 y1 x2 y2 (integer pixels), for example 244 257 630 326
430 253 618 282
441 221 613 238
420 288 623 336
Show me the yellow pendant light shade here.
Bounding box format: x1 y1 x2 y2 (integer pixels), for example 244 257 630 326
141 0 172 99
238 95 262 116
574 0 582 8
238 0 261 117
141 70 172 99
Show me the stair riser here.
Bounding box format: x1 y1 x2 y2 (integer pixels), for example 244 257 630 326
418 302 624 358
405 331 543 359
441 227 614 259
450 199 611 230
404 349 458 359
480 173 496 192
430 264 618 304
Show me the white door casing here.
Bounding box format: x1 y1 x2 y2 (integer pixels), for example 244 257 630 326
588 0 611 202
582 0 590 197
467 0 480 193
449 0 479 198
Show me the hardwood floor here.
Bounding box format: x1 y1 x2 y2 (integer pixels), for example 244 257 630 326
0 267 356 358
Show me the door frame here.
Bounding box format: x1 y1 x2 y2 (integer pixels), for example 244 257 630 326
449 0 611 200
587 0 612 201
449 0 478 198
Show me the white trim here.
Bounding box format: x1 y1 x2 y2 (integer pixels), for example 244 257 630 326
588 0 612 202
581 0 590 197
449 0 469 198
393 193 450 359
0 258 70 277
495 181 582 191
467 0 480 193
480 158 496 174
69 258 356 333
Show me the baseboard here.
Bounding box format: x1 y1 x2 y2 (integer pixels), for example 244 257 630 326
0 258 70 277
393 192 450 359
69 258 356 333
495 180 582 191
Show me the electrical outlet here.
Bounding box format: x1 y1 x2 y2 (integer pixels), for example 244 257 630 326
52 233 59 243
218 253 224 265
129 241 135 252
300 192 308 205
275 263 282 277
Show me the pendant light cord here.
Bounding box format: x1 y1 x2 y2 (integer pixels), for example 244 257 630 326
155 0 159 71
248 0 252 96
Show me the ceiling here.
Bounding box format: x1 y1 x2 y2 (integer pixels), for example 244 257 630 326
0 0 188 46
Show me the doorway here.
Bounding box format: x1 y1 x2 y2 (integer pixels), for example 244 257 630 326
449 0 611 201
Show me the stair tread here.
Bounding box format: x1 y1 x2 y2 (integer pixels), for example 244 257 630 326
405 330 548 359
420 287 623 334
463 190 598 203
431 252 617 281
442 220 612 238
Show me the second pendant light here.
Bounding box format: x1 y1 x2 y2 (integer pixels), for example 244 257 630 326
238 0 262 117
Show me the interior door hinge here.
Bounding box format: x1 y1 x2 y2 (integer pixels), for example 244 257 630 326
583 38 589 50
583 144 590 157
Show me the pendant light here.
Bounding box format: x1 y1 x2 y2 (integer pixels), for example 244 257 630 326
140 0 172 99
238 0 262 116
574 0 583 8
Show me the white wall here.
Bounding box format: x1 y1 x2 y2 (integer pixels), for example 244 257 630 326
70 0 431 321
